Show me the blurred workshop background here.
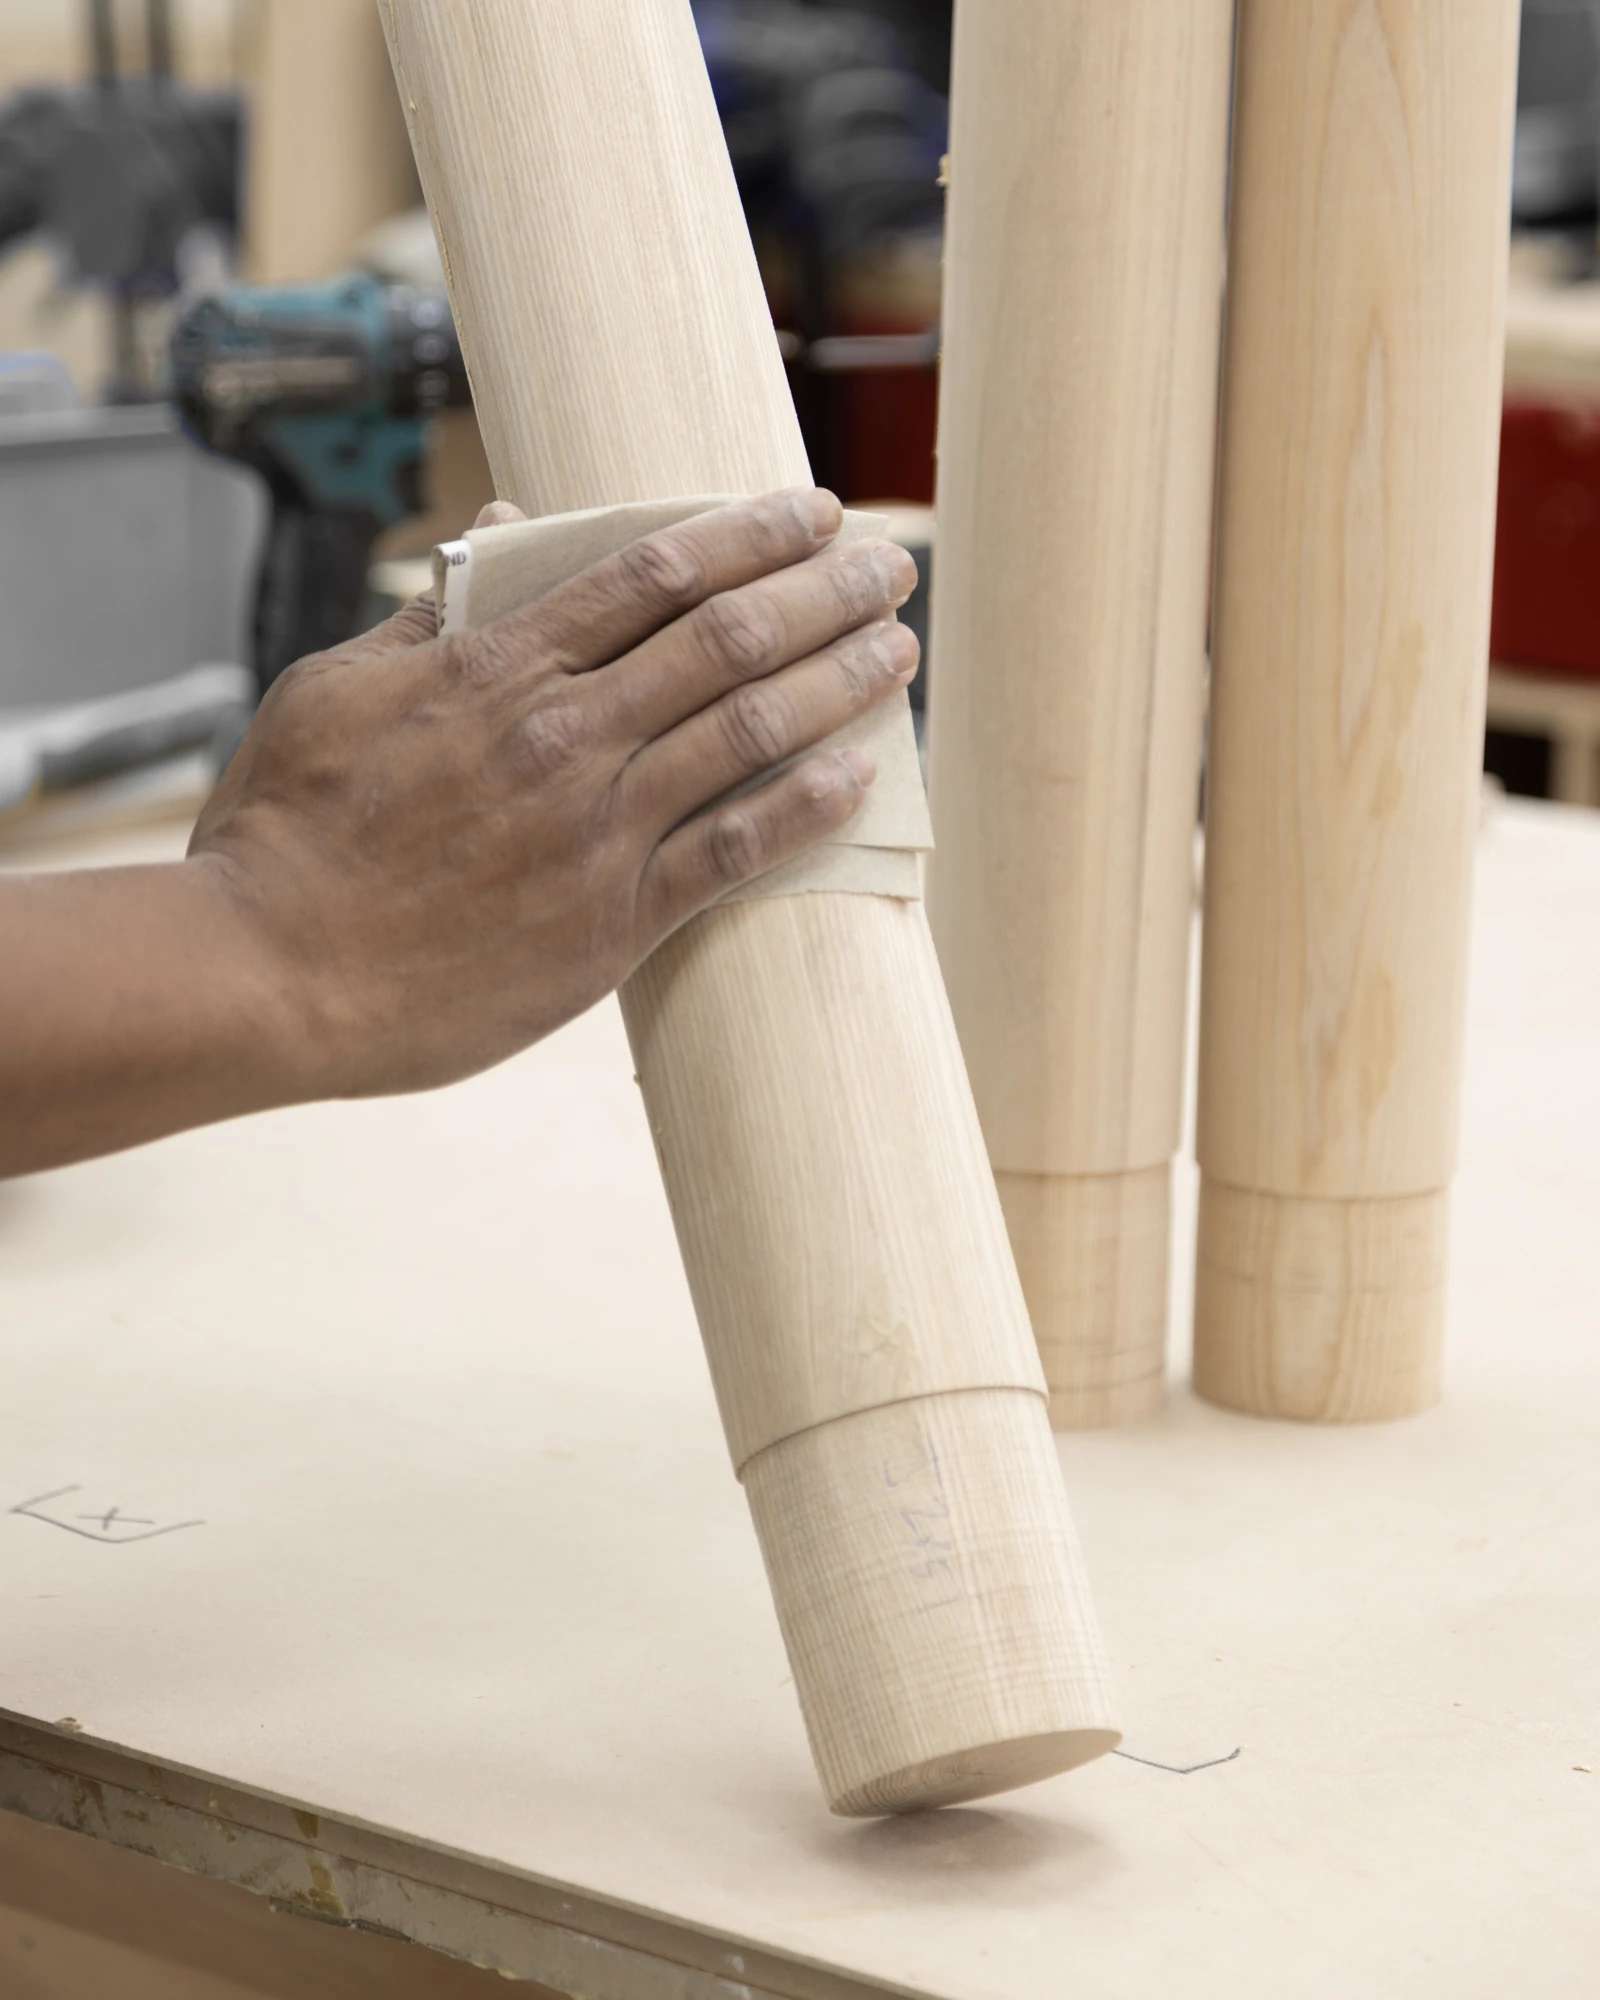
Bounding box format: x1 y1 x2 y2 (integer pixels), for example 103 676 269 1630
1 0 1598 815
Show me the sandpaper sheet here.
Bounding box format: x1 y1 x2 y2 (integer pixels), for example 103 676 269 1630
434 497 931 902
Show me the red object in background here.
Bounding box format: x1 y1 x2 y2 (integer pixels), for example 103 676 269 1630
1491 398 1600 680
821 327 938 502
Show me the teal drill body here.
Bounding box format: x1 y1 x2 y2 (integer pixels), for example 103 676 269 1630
172 272 469 689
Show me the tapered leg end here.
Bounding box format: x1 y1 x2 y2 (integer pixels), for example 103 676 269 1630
997 1166 1171 1429
1193 1180 1448 1422
743 1389 1120 1815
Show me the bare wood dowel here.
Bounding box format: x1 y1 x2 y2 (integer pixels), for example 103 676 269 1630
1195 0 1521 1421
927 0 1234 1426
379 0 1118 1812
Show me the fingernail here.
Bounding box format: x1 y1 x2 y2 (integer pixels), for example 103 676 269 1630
873 619 920 680
869 541 918 605
839 747 877 785
790 486 843 540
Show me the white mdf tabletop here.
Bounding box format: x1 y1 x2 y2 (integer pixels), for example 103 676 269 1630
2 793 1597 2000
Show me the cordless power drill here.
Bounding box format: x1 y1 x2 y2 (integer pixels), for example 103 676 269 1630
171 274 471 693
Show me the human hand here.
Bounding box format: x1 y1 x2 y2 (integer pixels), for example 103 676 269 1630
189 488 917 1098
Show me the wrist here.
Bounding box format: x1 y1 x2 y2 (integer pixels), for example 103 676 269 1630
0 855 328 1178
178 851 329 1114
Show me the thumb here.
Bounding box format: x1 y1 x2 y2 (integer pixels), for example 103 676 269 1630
474 498 526 529
345 500 530 658
353 592 439 655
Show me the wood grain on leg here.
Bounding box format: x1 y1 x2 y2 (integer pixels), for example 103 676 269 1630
1196 0 1520 1420
380 0 1117 1812
927 0 1232 1426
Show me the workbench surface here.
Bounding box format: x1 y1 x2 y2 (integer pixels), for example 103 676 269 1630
3 795 1597 1999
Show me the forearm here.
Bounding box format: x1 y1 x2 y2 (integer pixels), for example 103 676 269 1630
0 492 905 1175
0 858 307 1177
